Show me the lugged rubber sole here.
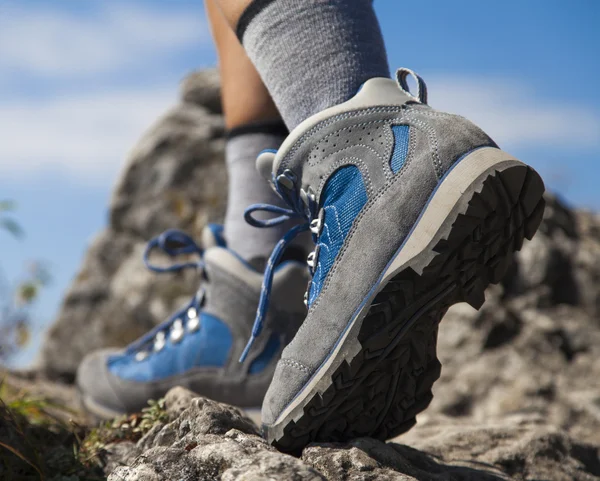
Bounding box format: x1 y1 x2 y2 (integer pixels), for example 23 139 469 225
264 147 546 453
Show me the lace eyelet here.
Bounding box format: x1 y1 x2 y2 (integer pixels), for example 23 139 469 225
306 251 316 269
153 331 166 352
306 245 320 275
135 351 149 362
309 219 320 235
187 306 201 332
310 209 324 236
300 187 317 216
300 187 313 206
169 319 185 343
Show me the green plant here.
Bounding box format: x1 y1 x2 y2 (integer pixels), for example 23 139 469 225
0 377 169 480
0 380 104 481
0 200 50 361
0 262 51 361
78 398 168 467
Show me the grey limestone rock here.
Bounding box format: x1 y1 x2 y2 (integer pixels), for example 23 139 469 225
107 387 325 481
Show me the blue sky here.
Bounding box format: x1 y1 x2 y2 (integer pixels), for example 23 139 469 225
1 0 598 366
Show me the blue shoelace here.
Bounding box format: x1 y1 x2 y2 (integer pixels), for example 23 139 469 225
239 173 319 362
124 229 205 355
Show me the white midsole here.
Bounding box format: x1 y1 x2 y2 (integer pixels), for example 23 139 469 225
383 147 520 281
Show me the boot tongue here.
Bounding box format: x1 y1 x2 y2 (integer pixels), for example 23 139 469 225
205 241 307 282
247 242 309 273
255 150 278 184
246 256 268 272
203 246 263 290
201 224 226 249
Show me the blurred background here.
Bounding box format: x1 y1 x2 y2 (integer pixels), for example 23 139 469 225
1 0 599 369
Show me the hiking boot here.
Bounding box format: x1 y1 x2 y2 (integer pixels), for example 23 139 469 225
243 68 545 452
76 225 309 418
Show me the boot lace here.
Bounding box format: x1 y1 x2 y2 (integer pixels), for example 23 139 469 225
124 229 206 361
239 170 322 362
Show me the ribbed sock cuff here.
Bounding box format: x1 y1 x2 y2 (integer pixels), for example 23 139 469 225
236 0 278 42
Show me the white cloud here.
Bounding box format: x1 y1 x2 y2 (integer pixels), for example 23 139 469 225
0 2 208 184
0 3 209 78
0 87 177 181
0 1 597 189
1 75 598 185
426 76 600 149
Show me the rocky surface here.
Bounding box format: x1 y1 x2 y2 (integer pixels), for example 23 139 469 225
40 70 228 380
106 388 325 481
103 387 600 481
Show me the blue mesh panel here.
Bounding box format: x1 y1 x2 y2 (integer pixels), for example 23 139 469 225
390 125 410 174
248 334 280 374
108 312 232 382
308 165 367 306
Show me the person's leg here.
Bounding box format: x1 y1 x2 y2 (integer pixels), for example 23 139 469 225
208 0 279 129
217 1 546 452
207 0 293 265
214 0 389 130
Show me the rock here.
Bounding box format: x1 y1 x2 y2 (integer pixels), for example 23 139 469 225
180 70 222 114
40 70 228 380
397 417 600 481
107 387 325 481
105 388 600 481
428 299 600 446
506 194 600 315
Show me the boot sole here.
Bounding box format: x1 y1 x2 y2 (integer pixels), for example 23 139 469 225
264 147 546 453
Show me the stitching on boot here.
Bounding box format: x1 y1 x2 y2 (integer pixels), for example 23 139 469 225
280 358 312 374
308 119 394 182
282 106 405 167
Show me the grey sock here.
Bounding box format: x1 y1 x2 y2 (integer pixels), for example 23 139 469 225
238 0 390 130
224 126 292 264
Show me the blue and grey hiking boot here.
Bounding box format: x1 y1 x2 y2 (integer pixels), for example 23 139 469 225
242 68 545 452
76 225 309 419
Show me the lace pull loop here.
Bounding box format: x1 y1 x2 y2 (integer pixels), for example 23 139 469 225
143 229 204 273
244 204 301 228
395 68 428 104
